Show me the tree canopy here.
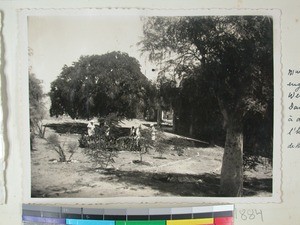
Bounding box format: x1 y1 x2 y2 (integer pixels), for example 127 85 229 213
141 16 273 122
140 16 273 196
49 51 155 119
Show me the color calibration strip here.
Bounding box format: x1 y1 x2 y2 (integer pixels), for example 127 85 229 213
22 204 234 225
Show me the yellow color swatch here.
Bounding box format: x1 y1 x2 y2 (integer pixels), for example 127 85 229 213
167 218 214 225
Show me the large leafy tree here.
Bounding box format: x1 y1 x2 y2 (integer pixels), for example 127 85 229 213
50 51 155 119
140 16 273 196
29 73 46 138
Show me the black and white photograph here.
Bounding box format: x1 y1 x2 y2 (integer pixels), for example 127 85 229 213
27 12 278 199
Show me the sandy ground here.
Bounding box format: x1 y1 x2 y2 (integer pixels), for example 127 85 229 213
31 118 272 198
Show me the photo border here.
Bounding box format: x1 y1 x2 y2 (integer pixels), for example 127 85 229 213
18 8 282 205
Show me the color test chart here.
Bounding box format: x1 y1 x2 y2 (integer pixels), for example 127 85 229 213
22 204 234 225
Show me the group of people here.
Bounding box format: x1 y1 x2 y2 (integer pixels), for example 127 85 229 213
87 120 157 145
129 126 141 147
130 126 141 138
87 120 110 137
87 121 96 136
130 124 156 141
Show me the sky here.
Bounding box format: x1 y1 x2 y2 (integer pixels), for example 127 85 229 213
28 15 158 93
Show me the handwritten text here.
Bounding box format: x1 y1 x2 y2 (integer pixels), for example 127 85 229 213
235 209 264 222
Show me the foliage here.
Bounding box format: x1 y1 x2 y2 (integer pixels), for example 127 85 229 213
156 74 178 111
81 113 161 168
113 128 153 162
140 16 273 123
78 134 89 148
46 133 78 162
173 74 225 143
67 141 78 160
137 128 153 161
49 51 156 120
140 16 273 196
152 128 168 158
82 114 121 168
168 137 192 156
116 126 169 161
243 108 273 169
83 133 119 169
29 73 47 138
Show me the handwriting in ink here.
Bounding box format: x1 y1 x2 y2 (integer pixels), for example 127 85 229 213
288 69 300 76
289 102 300 110
288 127 300 135
288 92 300 99
287 115 300 122
235 209 264 222
287 82 300 92
288 142 300 148
287 69 300 150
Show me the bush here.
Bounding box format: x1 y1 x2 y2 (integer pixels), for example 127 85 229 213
170 137 191 156
78 134 89 148
136 128 153 162
84 134 119 168
153 129 168 158
46 134 78 162
115 128 153 162
83 115 121 168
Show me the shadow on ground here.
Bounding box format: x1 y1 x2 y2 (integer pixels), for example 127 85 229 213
86 168 272 197
32 167 272 198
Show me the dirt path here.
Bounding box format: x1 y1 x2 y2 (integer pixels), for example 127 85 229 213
31 119 272 198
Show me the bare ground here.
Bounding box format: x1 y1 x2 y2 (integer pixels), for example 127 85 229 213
31 118 272 198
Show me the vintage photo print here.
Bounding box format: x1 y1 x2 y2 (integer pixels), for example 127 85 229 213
19 9 281 204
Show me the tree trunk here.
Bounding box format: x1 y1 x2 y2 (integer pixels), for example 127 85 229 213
173 110 177 132
220 117 243 197
172 107 179 133
189 109 194 137
157 107 162 127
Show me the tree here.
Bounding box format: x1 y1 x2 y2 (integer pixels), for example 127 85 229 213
46 133 78 162
175 74 225 143
49 51 155 119
29 73 46 138
140 16 273 196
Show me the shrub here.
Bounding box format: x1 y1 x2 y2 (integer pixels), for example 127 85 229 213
47 133 78 162
67 141 78 160
136 128 153 162
83 133 119 168
78 134 89 148
153 129 168 158
83 115 120 168
170 137 191 156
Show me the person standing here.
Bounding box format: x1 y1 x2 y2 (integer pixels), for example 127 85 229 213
151 124 156 141
87 121 95 136
135 125 141 146
130 126 135 136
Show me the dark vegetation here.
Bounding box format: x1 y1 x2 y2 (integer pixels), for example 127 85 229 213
45 122 130 136
30 16 274 197
140 16 273 196
49 51 156 120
